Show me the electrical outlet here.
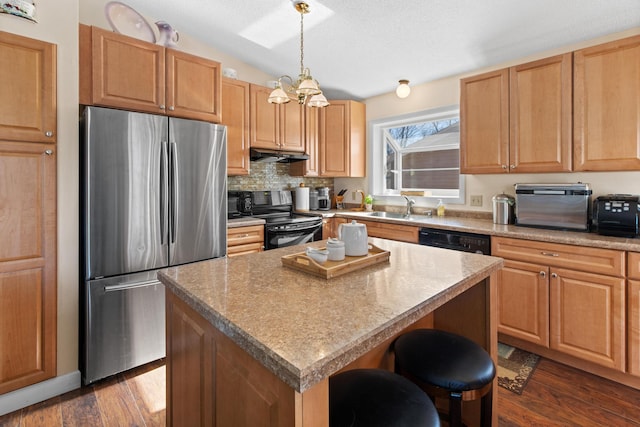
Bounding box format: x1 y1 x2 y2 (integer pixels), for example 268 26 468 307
470 195 483 207
352 191 356 201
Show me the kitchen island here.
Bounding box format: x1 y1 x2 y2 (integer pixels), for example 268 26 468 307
158 237 503 426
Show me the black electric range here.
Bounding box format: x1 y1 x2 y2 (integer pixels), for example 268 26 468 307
228 190 323 249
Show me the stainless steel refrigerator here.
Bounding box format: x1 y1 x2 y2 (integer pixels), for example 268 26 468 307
80 106 227 384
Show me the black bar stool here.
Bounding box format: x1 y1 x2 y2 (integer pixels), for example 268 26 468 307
329 368 440 427
394 329 496 427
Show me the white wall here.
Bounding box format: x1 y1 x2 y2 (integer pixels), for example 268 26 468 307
336 27 640 212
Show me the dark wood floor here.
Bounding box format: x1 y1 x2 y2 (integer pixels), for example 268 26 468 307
2 356 640 426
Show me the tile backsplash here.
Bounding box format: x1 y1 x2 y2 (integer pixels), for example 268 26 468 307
228 162 334 192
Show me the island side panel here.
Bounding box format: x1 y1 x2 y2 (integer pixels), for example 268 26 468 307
433 273 498 427
166 289 327 427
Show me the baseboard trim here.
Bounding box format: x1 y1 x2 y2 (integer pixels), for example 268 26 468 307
0 371 81 416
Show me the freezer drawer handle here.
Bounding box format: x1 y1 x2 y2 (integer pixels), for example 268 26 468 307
104 280 160 292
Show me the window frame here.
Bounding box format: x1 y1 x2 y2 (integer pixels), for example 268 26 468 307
369 105 465 205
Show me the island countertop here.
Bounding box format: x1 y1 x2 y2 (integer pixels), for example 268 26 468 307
158 237 503 393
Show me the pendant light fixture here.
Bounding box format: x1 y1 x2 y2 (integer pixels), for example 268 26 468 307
268 1 329 107
396 79 411 98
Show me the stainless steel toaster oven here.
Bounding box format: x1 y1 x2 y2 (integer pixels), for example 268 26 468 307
514 183 592 231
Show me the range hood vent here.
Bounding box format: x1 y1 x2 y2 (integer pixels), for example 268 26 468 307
250 148 309 163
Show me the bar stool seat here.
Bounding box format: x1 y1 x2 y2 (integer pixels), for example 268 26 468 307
329 368 440 427
394 329 495 427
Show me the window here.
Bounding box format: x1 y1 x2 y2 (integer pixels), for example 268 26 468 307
370 106 464 204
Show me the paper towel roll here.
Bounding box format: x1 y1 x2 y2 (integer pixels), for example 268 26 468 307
295 187 310 211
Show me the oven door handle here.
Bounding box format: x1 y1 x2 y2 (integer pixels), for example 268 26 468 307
268 222 322 233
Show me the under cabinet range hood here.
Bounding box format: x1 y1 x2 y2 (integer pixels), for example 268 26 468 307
250 147 309 163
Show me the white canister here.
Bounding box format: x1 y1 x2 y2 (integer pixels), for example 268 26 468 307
295 186 309 211
326 238 345 261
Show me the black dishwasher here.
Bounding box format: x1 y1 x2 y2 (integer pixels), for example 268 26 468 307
419 227 491 255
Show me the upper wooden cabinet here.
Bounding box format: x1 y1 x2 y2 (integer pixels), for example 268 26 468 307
574 35 640 171
460 53 572 174
0 31 57 143
289 107 319 177
80 25 222 123
318 100 366 177
222 78 250 175
249 84 305 152
460 69 509 174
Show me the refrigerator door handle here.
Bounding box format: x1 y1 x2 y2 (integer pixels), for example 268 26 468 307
170 141 178 244
104 279 160 292
160 141 169 245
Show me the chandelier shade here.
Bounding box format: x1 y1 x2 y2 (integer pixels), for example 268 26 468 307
268 1 328 107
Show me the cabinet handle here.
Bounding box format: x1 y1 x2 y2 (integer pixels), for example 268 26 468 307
541 251 559 257
539 271 546 278
44 149 53 156
160 104 166 110
169 106 175 111
551 272 558 279
501 165 508 169
45 131 53 137
509 164 515 169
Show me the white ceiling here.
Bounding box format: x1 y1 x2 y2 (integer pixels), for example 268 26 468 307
119 0 639 100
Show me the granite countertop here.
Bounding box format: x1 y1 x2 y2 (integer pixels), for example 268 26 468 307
333 211 640 252
227 217 266 228
158 237 503 393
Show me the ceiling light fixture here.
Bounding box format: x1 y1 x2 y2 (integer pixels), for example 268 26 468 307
396 79 411 99
268 1 329 107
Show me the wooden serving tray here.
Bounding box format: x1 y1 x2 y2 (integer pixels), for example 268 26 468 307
281 244 390 279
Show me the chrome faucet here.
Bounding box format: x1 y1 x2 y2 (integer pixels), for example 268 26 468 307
402 195 415 216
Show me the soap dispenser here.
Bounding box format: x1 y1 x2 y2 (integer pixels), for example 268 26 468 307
436 199 445 217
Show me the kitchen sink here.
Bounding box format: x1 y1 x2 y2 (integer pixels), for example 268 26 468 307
364 211 432 221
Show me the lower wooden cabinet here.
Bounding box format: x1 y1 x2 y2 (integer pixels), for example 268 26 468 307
493 236 625 371
227 225 264 257
628 252 640 377
0 142 57 394
330 217 418 244
497 259 549 347
356 219 418 243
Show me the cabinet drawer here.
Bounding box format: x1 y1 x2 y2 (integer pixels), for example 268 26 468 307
227 225 264 246
358 220 418 244
492 236 624 277
629 252 640 280
227 242 263 257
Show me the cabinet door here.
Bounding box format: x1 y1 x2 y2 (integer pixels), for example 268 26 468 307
510 54 572 172
460 69 509 173
357 220 418 243
290 108 319 176
497 260 549 347
550 268 625 371
0 31 56 143
574 35 640 171
166 49 222 123
222 78 250 175
319 102 349 176
280 101 305 152
0 142 56 394
629 279 640 377
89 26 166 114
250 85 279 149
